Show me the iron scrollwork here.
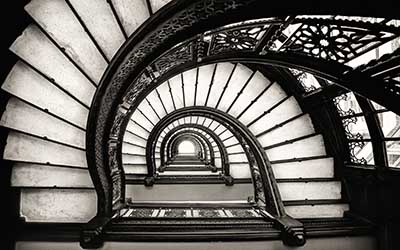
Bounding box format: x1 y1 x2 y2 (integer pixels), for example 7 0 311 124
334 94 368 164
288 68 318 92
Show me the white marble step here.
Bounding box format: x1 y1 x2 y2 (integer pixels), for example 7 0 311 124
278 181 342 201
229 163 252 179
272 158 334 179
286 203 349 219
126 122 150 140
257 114 315 147
228 71 270 118
213 123 227 135
147 90 168 117
1 97 85 149
214 159 223 169
207 63 236 108
208 120 220 131
110 0 149 36
265 135 327 162
130 110 154 131
4 131 87 168
149 0 172 13
124 164 148 174
167 164 207 167
226 144 246 154
122 142 146 155
11 25 96 106
238 82 286 125
124 131 147 147
19 188 96 222
137 100 161 125
155 82 175 114
122 153 146 164
2 61 88 129
195 64 215 106
217 64 254 112
68 0 125 60
182 68 197 106
218 129 233 141
168 74 185 108
158 170 219 175
248 96 303 135
224 136 241 148
11 163 93 188
228 153 247 163
125 183 253 202
25 0 107 83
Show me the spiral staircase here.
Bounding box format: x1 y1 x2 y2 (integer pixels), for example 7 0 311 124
1 0 400 250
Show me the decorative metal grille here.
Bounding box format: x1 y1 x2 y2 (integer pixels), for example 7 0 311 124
334 93 368 164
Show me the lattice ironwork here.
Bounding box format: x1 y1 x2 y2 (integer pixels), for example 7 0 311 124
230 209 259 217
163 209 185 218
198 209 220 217
119 207 261 218
123 208 154 218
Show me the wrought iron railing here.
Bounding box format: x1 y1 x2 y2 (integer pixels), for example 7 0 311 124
83 2 400 246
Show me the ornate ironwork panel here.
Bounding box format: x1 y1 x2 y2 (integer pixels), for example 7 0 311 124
208 24 270 54
153 41 194 75
280 19 399 63
333 94 368 164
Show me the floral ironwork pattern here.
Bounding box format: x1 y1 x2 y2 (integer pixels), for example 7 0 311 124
209 25 269 54
280 20 396 63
